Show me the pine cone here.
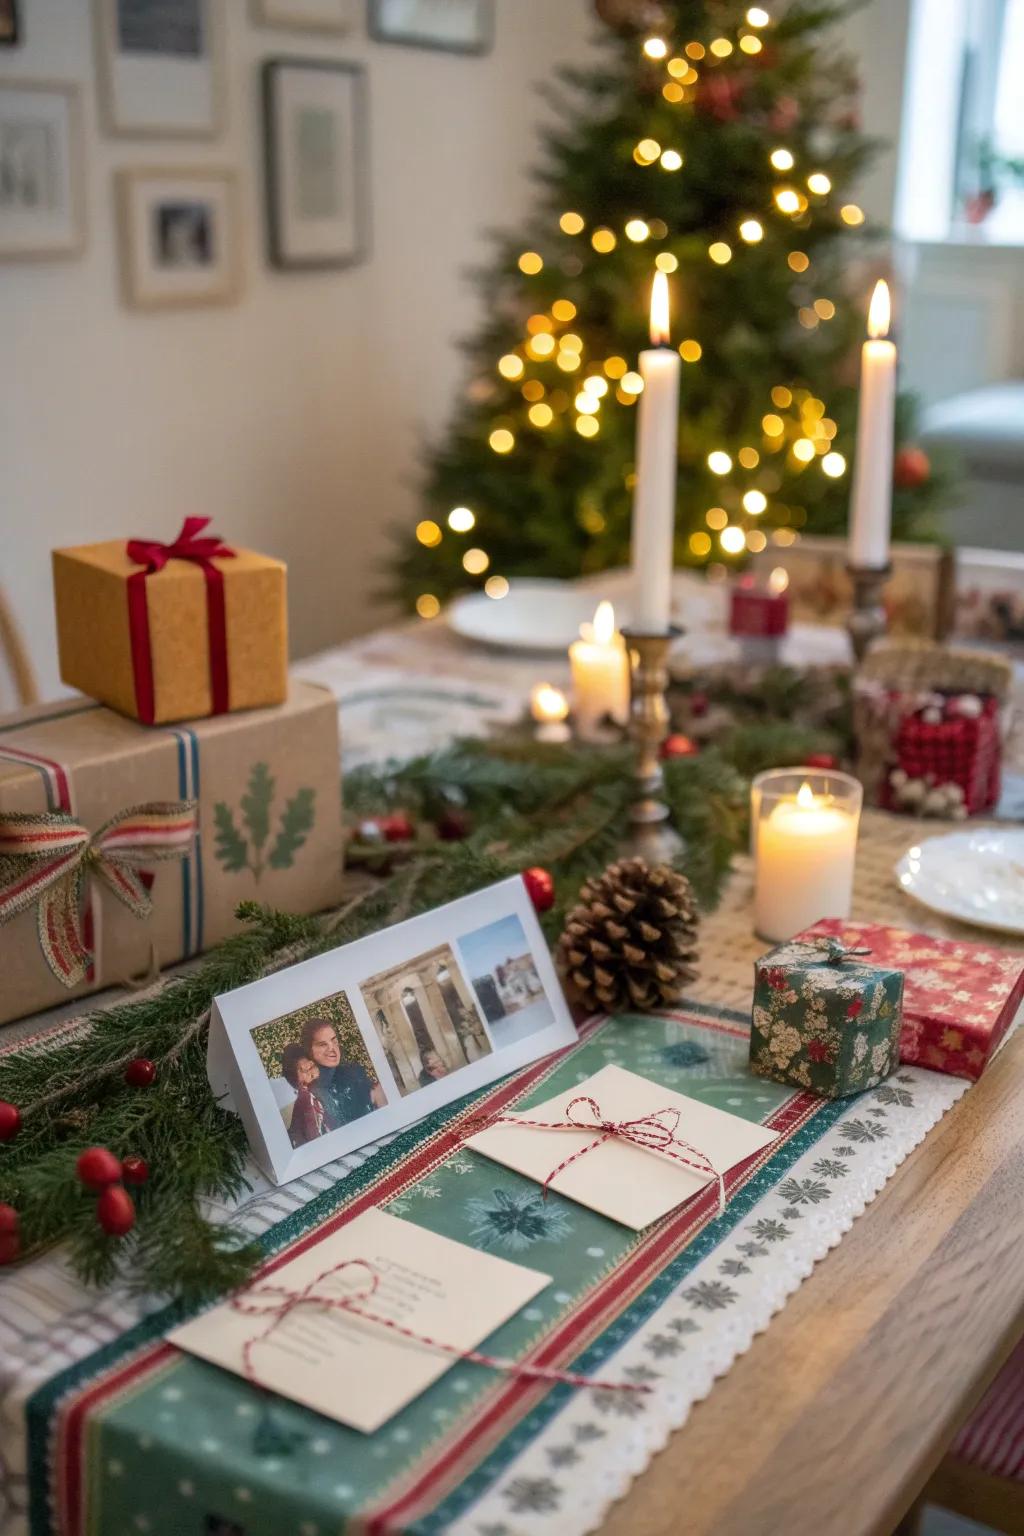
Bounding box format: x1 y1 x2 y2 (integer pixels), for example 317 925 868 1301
557 857 699 1014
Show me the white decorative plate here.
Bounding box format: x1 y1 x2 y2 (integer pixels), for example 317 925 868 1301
895 828 1024 935
448 580 626 654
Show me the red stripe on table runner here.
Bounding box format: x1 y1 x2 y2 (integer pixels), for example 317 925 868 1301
365 1089 820 1532
52 1018 609 1534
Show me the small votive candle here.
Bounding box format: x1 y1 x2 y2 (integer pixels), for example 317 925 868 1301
530 682 571 743
569 601 631 741
751 768 862 941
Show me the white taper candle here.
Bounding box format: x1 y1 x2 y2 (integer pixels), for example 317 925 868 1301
849 280 897 570
630 271 681 632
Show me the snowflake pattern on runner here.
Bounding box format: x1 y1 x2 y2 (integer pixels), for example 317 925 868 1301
682 1279 738 1311
776 1177 831 1206
465 1189 574 1252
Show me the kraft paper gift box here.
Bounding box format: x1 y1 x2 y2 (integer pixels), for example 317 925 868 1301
52 518 287 725
749 936 904 1099
0 682 343 1026
799 918 1024 1080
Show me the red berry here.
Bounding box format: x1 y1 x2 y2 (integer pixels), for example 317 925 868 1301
76 1146 122 1191
689 692 709 718
522 866 555 913
661 734 698 760
121 1155 149 1186
124 1058 156 1088
0 1100 21 1142
804 752 839 770
0 1205 20 1266
381 812 415 843
96 1185 135 1238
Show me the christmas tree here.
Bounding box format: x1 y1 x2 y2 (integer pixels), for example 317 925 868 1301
389 0 947 616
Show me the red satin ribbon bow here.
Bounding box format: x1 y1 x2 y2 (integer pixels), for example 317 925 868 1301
230 1256 649 1396
126 516 235 723
0 802 198 987
488 1094 727 1215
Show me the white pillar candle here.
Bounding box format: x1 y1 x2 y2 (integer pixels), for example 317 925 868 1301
849 280 897 570
630 270 681 632
754 781 859 941
569 601 630 739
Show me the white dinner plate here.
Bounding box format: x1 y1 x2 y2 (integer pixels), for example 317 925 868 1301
448 580 628 654
895 828 1024 935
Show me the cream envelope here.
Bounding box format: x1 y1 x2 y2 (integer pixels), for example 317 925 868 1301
466 1064 780 1229
169 1208 551 1434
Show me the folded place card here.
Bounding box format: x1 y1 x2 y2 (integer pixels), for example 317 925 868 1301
465 1064 780 1230
168 1208 551 1434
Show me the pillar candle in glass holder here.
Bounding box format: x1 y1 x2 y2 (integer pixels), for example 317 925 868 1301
569 601 630 739
752 769 862 941
849 280 896 570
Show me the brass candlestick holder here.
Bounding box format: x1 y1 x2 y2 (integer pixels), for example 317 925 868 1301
620 626 685 865
845 563 891 663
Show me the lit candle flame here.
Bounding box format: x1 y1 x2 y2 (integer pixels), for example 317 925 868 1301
867 279 891 340
593 600 616 645
530 682 569 724
649 269 671 346
768 566 790 595
796 781 815 809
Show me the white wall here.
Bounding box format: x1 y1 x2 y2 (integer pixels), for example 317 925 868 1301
0 0 596 703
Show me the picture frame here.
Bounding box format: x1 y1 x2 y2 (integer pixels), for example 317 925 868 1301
94 0 224 139
251 0 355 32
262 57 368 271
368 0 494 54
116 166 241 309
0 81 84 261
750 535 955 641
0 0 20 47
206 876 577 1184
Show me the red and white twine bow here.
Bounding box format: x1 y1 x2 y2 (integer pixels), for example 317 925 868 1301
231 1257 649 1397
485 1095 727 1215
0 803 197 987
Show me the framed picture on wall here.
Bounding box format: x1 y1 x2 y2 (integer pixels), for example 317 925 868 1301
0 82 84 261
0 0 20 47
262 58 368 271
368 0 493 54
94 0 224 138
116 167 241 309
251 0 355 31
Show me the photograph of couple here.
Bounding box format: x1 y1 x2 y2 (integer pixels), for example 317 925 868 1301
251 992 386 1150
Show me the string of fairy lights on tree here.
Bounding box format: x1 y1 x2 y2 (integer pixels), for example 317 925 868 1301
410 4 873 620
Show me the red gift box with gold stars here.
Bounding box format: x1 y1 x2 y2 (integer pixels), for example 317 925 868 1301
797 919 1024 1080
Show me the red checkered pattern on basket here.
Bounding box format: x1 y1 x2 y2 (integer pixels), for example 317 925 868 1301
879 694 1002 816
951 1336 1024 1480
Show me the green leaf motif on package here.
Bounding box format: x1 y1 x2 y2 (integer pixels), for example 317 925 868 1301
213 762 316 883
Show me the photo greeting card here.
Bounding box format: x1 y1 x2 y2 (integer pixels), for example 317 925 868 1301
207 876 577 1184
169 1208 551 1433
466 1064 780 1229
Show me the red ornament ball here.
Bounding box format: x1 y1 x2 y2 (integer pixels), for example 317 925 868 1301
661 734 699 760
522 866 555 913
96 1185 136 1238
893 446 931 490
804 752 839 770
381 812 415 844
120 1155 150 1187
0 1203 20 1266
0 1100 21 1143
124 1057 157 1088
76 1146 123 1191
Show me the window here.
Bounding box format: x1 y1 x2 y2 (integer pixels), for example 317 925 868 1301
897 0 1024 243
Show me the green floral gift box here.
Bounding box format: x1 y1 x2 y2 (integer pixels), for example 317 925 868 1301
750 937 905 1099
